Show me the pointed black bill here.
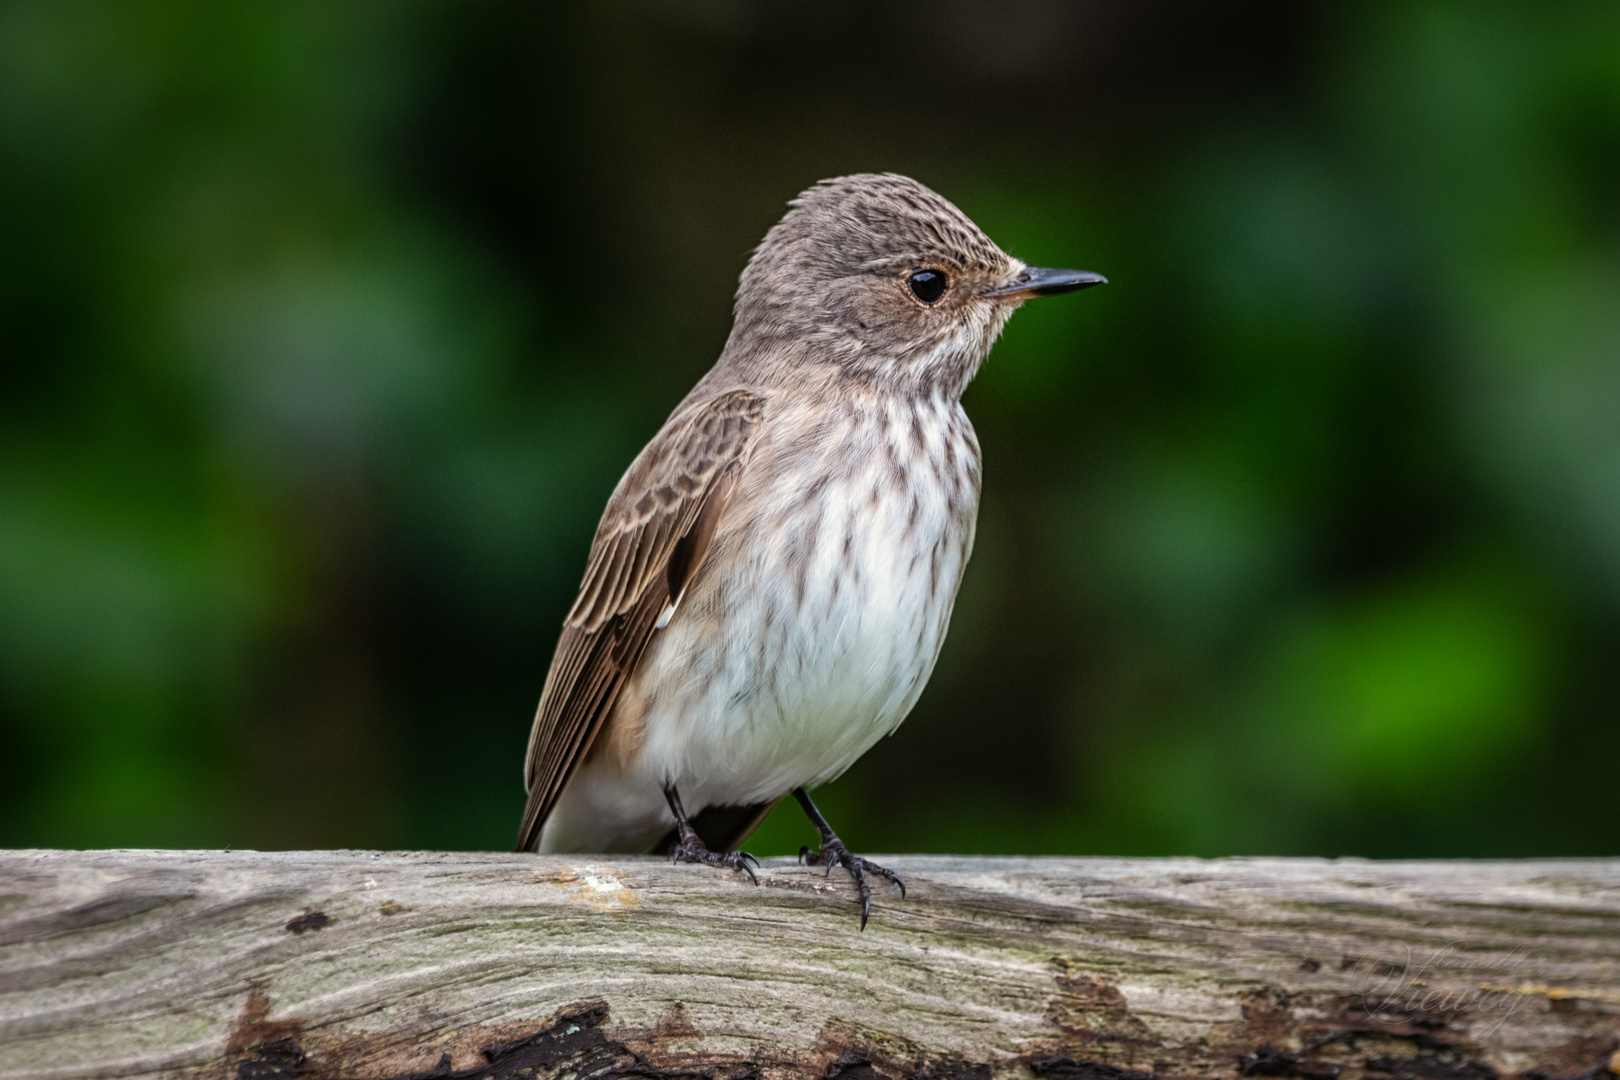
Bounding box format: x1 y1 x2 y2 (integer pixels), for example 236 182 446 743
987 267 1107 299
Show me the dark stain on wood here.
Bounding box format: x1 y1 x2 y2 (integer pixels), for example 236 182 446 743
1522 1038 1620 1080
237 1038 307 1079
827 1050 895 1080
1031 962 1559 1080
1028 1057 1153 1080
1365 1052 1497 1080
1046 966 1158 1063
285 908 332 933
918 1063 993 1080
1241 1043 1342 1079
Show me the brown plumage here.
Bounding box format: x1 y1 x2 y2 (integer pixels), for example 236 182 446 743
517 389 763 853
517 173 1103 926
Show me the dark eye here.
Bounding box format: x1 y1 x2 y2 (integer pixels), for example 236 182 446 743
907 268 948 304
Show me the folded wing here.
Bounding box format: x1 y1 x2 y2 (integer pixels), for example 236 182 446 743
516 389 766 852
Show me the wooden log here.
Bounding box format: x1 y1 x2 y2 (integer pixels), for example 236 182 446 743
1 851 1617 1080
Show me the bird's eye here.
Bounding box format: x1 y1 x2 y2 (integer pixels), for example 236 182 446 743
907 269 948 304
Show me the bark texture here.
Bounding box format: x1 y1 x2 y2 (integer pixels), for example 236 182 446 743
1 851 1617 1080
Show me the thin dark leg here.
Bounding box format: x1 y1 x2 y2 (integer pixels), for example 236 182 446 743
793 787 905 930
664 784 758 884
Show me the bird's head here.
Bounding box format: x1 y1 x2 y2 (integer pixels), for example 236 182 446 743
727 173 1104 395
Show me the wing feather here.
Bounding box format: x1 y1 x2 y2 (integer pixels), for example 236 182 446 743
516 389 766 852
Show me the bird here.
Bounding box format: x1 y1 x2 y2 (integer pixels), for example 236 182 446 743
517 172 1104 927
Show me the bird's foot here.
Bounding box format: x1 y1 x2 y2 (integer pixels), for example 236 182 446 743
671 831 759 884
800 838 905 929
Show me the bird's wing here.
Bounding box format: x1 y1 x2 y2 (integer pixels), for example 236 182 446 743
516 388 767 853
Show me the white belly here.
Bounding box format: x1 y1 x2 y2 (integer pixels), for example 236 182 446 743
539 393 979 853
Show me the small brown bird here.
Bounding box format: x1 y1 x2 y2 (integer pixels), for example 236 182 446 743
518 173 1103 926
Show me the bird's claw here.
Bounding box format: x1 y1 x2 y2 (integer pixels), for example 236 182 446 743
673 833 758 884
799 839 905 929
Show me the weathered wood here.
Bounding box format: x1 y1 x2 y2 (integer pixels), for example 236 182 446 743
1 851 1617 1080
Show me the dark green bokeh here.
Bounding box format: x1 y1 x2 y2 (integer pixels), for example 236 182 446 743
1 2 1615 857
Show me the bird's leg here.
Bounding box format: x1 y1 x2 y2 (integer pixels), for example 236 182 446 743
663 784 758 884
793 787 905 929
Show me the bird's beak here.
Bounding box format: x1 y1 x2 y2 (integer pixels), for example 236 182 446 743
986 267 1107 300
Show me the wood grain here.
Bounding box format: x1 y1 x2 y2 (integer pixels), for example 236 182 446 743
1 851 1616 1080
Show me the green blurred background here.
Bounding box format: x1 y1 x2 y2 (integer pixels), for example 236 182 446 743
2 1 1616 858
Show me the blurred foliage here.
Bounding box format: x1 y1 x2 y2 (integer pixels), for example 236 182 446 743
1 1 1615 856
